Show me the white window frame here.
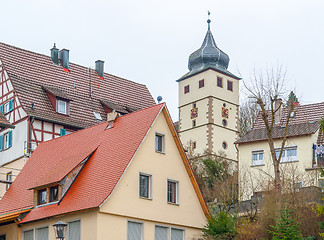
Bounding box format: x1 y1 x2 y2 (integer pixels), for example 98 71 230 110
4 132 9 150
154 225 185 240
275 146 297 163
252 150 264 166
4 102 10 114
167 179 179 205
155 133 165 153
127 220 143 240
57 99 67 115
139 172 152 199
6 172 12 190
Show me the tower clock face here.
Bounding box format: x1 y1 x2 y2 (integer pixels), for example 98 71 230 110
222 107 229 119
191 107 198 119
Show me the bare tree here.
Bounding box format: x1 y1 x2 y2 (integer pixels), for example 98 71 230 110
243 66 298 195
239 99 259 137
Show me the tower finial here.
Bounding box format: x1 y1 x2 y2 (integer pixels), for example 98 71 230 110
207 11 211 30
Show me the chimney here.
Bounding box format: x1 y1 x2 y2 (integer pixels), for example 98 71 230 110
275 98 282 123
59 49 70 69
95 60 104 78
50 43 59 65
106 110 120 129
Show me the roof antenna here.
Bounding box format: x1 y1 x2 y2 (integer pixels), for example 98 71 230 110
157 96 163 103
207 11 211 30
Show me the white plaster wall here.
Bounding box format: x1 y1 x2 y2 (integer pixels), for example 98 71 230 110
0 120 28 165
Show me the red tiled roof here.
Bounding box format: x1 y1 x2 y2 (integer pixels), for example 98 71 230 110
0 113 14 129
237 102 324 144
0 103 165 222
0 42 155 128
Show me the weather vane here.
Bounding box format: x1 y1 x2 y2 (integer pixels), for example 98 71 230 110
207 11 211 30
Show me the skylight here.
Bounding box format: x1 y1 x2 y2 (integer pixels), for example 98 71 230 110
93 112 102 121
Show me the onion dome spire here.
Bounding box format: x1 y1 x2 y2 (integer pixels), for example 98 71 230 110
188 13 230 72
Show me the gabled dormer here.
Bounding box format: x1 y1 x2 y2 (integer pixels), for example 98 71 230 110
30 151 93 207
42 86 71 115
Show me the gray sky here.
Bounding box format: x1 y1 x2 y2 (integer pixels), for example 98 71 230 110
2 0 324 121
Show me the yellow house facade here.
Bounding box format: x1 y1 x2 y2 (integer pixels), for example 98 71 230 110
237 102 324 201
0 103 208 240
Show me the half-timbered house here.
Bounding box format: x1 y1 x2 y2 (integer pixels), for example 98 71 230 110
0 42 155 197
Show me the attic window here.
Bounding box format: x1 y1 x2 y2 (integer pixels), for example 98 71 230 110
50 185 58 202
38 188 47 205
93 112 102 121
57 99 68 114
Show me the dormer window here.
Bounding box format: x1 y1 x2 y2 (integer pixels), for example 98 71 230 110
50 185 59 202
57 99 68 114
37 185 59 206
38 188 47 205
93 112 102 121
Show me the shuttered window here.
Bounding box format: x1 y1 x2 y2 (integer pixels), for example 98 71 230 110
68 220 81 240
171 228 184 240
36 227 48 240
127 221 142 240
155 226 168 240
23 230 34 240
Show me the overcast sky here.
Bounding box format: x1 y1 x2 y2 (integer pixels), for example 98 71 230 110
2 0 324 121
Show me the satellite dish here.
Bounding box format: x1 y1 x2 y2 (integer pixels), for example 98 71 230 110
157 96 163 103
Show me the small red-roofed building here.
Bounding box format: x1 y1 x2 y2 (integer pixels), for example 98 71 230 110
0 42 155 197
0 103 208 240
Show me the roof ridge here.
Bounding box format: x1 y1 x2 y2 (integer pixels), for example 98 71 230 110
0 42 148 87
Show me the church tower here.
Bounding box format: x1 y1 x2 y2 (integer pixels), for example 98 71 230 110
177 17 240 162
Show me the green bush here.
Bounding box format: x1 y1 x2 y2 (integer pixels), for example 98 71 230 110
203 212 236 240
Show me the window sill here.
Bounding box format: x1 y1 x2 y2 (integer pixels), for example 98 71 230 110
155 150 165 155
251 164 265 167
1 146 12 152
139 196 152 201
36 201 58 208
167 202 179 206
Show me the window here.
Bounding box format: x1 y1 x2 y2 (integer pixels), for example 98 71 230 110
222 119 227 127
93 112 102 121
155 226 184 240
217 76 223 88
23 229 34 240
171 228 184 240
57 99 67 114
36 227 48 240
0 235 5 240
222 141 227 149
155 133 165 153
6 172 12 190
1 99 13 114
49 186 58 202
139 173 151 199
167 180 178 204
68 220 81 240
0 131 13 151
227 80 233 91
192 102 196 108
275 147 297 163
127 221 142 240
199 79 204 88
184 85 189 94
38 189 47 205
192 141 196 149
192 120 196 127
252 151 264 166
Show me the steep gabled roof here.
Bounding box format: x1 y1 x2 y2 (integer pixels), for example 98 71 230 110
0 103 209 223
0 42 155 128
237 102 324 144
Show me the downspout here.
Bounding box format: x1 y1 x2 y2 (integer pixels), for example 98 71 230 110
29 116 34 154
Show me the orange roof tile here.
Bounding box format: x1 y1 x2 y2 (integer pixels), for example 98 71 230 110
0 103 164 222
